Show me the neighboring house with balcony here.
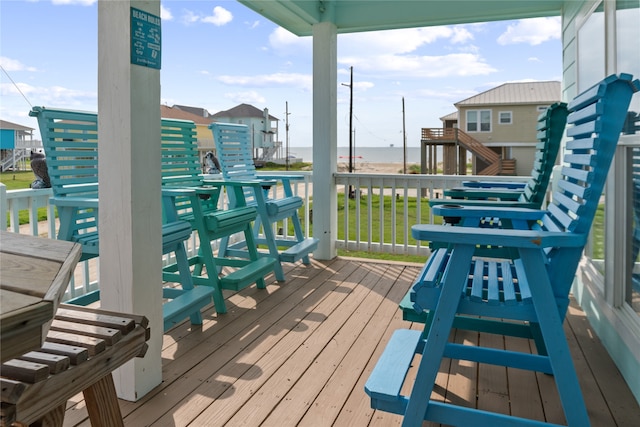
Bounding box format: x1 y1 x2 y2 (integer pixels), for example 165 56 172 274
423 81 561 176
457 80 561 175
211 104 281 161
0 119 38 171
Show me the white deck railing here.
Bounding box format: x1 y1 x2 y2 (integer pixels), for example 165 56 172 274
1 173 530 300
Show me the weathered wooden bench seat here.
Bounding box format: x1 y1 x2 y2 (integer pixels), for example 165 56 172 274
29 107 215 332
433 102 569 210
0 304 149 427
211 122 318 281
367 74 639 426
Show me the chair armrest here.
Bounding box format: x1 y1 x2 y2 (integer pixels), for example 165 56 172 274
411 224 586 249
443 188 523 201
259 174 305 181
51 197 99 209
161 188 196 198
432 205 546 221
462 181 527 189
429 198 537 209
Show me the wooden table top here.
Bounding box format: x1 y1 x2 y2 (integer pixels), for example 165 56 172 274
0 231 82 363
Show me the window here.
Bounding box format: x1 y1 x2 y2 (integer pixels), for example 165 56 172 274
498 111 512 124
466 110 491 132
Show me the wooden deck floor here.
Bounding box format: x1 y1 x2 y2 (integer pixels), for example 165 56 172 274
60 257 639 426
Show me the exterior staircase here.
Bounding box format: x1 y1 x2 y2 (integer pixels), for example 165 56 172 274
421 128 504 175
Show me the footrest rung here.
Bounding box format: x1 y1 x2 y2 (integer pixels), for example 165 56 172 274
365 329 422 412
279 238 319 263
162 286 214 332
220 257 277 291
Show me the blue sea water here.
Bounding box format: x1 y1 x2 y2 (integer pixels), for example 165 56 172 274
289 146 425 163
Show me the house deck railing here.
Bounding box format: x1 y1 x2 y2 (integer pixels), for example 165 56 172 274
1 172 529 299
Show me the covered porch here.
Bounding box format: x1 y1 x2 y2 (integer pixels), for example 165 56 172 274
56 258 637 426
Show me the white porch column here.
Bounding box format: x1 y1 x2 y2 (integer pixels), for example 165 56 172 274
312 20 338 260
98 0 163 400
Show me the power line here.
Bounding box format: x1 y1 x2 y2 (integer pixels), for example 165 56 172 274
1 65 33 108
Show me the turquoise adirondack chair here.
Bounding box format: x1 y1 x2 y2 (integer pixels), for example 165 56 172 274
365 73 639 426
210 122 319 281
442 102 568 206
432 102 569 210
29 107 215 332
159 118 277 314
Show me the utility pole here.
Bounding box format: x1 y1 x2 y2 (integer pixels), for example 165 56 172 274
285 101 290 171
402 97 407 174
341 67 355 198
348 66 354 174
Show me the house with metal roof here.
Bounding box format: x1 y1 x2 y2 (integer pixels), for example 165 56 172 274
0 119 38 171
211 104 281 161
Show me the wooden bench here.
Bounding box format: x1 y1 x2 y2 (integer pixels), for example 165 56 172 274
29 107 215 332
0 304 149 427
159 118 277 314
436 101 569 209
367 74 639 426
211 122 318 282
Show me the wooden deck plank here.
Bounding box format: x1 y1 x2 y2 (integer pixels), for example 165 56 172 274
297 266 415 426
54 258 640 427
255 264 406 425
188 259 377 425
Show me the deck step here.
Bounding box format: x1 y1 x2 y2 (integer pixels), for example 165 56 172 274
365 328 422 414
162 286 214 332
279 238 319 263
220 257 277 291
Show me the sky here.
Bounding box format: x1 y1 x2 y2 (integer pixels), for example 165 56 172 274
0 0 562 147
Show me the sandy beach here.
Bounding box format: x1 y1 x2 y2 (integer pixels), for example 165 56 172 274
336 162 418 174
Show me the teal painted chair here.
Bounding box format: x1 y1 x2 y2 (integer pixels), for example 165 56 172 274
365 74 639 426
433 101 569 210
210 122 318 281
29 107 215 332
159 118 277 314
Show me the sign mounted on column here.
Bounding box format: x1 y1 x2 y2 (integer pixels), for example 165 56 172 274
131 7 161 69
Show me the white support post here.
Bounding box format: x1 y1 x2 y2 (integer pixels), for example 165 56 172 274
98 0 163 400
312 20 338 260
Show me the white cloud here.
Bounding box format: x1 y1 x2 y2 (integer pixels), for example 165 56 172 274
51 0 95 5
0 57 37 72
0 82 95 106
180 6 232 26
528 57 542 62
202 6 233 26
497 17 561 46
218 73 312 91
224 91 266 104
160 5 173 21
338 53 496 78
339 25 475 57
269 27 312 55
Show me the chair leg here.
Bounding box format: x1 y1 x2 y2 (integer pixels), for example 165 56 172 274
195 233 227 314
174 242 204 326
519 248 589 426
403 244 475 426
290 211 311 265
256 213 286 281
243 224 267 289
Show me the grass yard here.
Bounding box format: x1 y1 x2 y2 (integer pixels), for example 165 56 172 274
0 169 53 227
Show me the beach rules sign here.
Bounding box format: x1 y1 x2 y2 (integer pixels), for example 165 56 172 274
131 7 161 69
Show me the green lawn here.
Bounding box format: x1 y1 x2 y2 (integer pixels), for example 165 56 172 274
1 169 52 226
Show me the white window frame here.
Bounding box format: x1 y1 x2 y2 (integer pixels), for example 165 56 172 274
498 111 512 125
466 109 492 132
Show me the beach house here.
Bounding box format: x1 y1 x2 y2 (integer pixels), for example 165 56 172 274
3 1 638 424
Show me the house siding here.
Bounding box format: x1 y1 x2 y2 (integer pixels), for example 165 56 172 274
563 0 640 405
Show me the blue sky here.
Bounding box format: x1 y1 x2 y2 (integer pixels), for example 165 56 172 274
1 0 562 147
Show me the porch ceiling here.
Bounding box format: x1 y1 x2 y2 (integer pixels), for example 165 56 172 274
238 0 564 36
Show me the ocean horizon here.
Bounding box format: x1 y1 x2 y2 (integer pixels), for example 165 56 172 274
288 146 430 163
